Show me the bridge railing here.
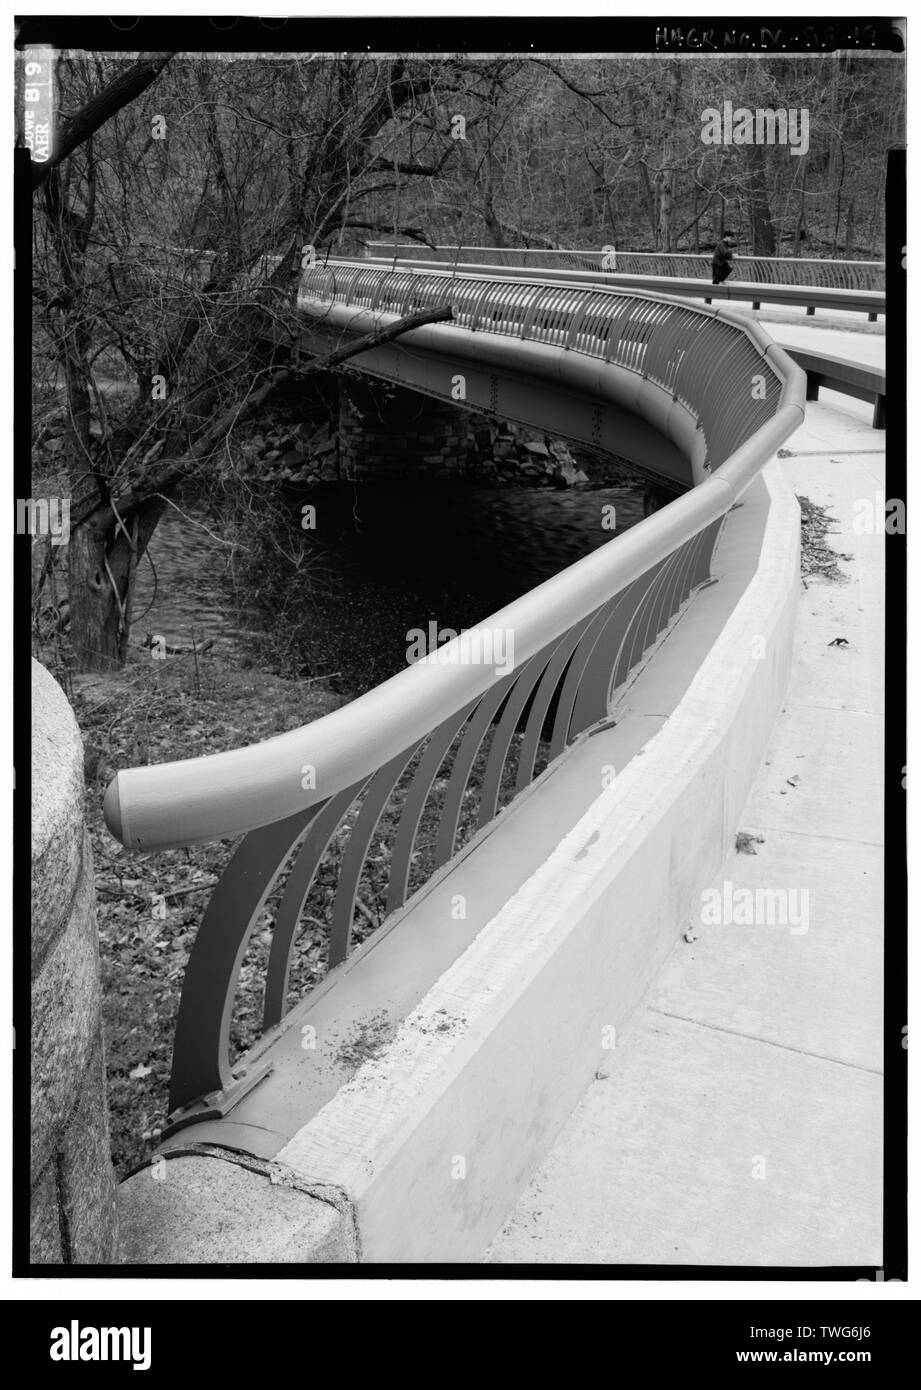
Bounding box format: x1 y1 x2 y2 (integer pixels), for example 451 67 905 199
359 254 884 322
302 261 793 471
104 265 805 1128
364 242 885 292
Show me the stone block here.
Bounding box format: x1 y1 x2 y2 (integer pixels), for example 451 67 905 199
119 1154 357 1264
31 853 104 1185
58 1043 119 1263
30 657 118 1265
30 1163 64 1264
31 661 86 973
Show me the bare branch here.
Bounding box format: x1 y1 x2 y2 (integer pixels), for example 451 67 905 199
71 304 455 531
31 53 175 190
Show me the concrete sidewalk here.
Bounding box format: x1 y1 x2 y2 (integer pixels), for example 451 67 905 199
486 395 885 1266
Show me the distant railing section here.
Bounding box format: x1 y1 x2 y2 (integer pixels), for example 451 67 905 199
364 242 885 292
300 261 786 471
105 264 806 1128
358 255 884 322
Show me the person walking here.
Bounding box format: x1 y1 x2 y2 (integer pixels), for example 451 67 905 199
711 230 737 285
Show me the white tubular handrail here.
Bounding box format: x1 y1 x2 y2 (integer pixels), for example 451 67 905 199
104 269 806 852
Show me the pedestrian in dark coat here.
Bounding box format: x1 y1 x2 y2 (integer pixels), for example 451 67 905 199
711 231 737 285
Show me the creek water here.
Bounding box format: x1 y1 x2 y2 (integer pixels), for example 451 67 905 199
131 481 649 694
130 497 260 661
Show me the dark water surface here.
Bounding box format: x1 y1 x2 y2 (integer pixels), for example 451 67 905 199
294 484 648 690
130 498 261 660
132 482 648 694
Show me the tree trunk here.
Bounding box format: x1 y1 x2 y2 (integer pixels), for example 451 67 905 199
746 143 777 256
845 198 856 258
31 53 174 190
482 193 507 248
655 169 674 252
654 63 681 252
637 160 656 246
68 496 166 672
795 188 808 254
67 519 125 672
831 141 847 256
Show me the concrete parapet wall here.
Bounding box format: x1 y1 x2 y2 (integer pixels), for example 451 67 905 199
30 659 119 1263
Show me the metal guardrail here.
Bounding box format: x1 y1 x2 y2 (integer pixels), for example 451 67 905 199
361 255 885 321
780 346 886 428
299 261 798 474
366 243 886 292
104 264 806 1125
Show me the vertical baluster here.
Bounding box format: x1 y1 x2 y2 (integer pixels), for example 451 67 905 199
633 542 688 656
515 614 596 792
519 285 551 339
692 517 724 587
327 743 423 968
385 700 479 916
669 528 705 613
569 561 670 735
262 783 366 1031
549 589 632 754
608 559 674 693
169 806 319 1114
432 668 520 869
474 648 556 832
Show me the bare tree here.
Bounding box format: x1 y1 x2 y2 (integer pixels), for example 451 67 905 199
33 54 464 670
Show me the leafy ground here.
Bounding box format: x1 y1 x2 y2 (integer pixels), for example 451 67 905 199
76 646 537 1179
74 652 345 1177
797 494 853 586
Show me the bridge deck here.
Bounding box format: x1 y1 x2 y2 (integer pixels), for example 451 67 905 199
487 394 884 1266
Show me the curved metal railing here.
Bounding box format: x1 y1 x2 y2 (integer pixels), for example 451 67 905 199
358 256 884 322
104 264 805 1123
365 242 885 292
298 261 791 472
